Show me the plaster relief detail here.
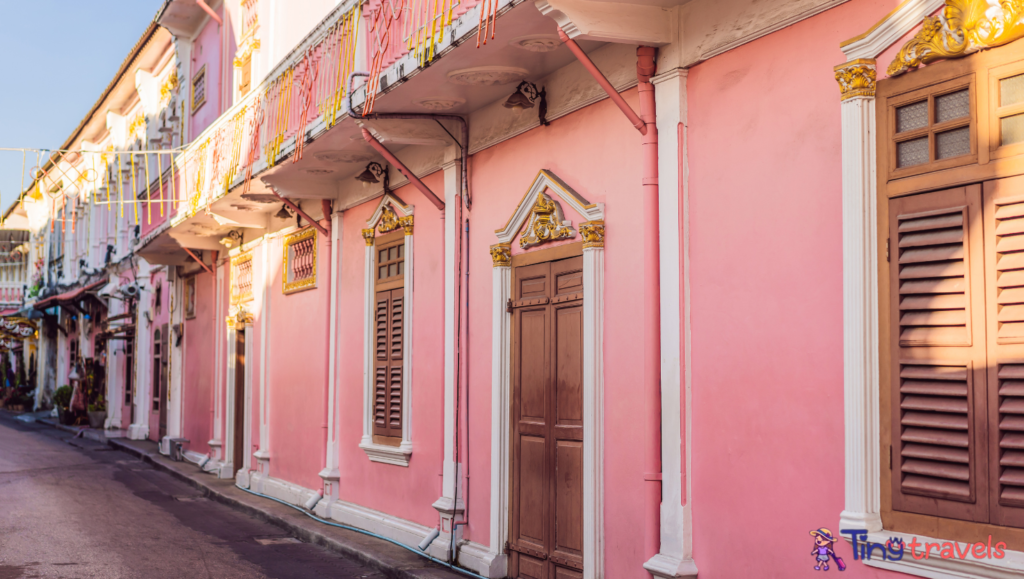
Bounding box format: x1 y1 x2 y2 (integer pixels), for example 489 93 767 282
519 191 576 249
362 229 376 246
447 66 529 86
579 220 605 249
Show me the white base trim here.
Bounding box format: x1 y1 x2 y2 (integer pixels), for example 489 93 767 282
644 553 699 579
236 468 251 489
127 423 148 440
853 531 1024 579
314 498 504 578
359 438 412 467
251 475 320 509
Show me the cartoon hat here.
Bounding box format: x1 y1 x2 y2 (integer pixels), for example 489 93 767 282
810 528 837 543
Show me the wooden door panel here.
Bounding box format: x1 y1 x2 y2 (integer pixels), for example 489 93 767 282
555 306 583 427
554 440 583 556
519 435 548 547
517 555 547 579
233 329 246 474
520 310 548 421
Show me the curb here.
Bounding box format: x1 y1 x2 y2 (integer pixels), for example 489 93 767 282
104 438 460 579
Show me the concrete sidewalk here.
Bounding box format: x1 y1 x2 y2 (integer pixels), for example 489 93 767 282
32 417 467 579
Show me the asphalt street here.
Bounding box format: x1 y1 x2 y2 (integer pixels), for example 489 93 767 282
0 414 387 579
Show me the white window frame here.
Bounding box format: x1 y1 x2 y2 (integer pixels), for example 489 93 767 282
359 193 414 466
839 1 1024 576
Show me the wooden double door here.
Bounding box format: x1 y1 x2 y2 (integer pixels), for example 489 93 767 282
509 254 585 579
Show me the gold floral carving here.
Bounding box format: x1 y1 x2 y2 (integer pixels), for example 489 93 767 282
399 215 414 236
159 69 180 102
834 59 876 100
233 38 262 67
579 220 605 249
490 243 512 267
362 229 376 246
378 205 401 233
519 191 576 249
888 0 1024 76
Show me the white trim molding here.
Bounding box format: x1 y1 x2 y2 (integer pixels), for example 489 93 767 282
836 6 1024 578
359 192 415 467
840 0 944 61
320 210 343 514
489 169 605 579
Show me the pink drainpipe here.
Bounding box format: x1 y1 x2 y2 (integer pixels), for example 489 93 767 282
195 0 223 25
559 29 663 566
321 200 333 472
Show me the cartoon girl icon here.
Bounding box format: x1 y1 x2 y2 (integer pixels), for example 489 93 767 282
810 528 845 571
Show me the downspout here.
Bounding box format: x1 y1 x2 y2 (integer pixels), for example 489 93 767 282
321 200 333 472
559 30 663 567
195 0 223 26
182 246 214 276
262 183 330 237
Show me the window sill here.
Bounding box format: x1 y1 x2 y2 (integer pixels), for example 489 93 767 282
359 440 411 467
852 530 1024 578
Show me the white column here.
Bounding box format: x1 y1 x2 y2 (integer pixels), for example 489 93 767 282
581 238 605 579
645 68 698 579
253 242 271 491
105 298 124 429
319 211 342 516
487 245 511 577
128 287 152 440
210 261 228 475
432 152 464 532
167 269 184 440
834 59 883 533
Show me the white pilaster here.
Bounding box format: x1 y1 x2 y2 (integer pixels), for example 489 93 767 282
581 243 605 579
166 268 184 441
105 298 124 429
319 211 342 515
644 68 698 579
487 258 511 578
209 262 227 474
836 59 882 533
128 282 152 441
433 153 464 527
253 243 271 491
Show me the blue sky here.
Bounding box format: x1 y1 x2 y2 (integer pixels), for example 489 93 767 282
0 1 165 213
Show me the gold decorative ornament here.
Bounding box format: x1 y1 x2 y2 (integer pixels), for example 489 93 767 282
519 190 576 249
834 59 876 100
378 205 401 233
399 215 414 236
128 113 146 139
579 220 605 249
234 38 262 68
159 69 180 102
362 229 376 246
282 227 318 294
490 243 512 267
888 0 1024 77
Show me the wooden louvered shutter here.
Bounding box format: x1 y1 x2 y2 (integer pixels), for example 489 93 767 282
888 184 989 522
373 291 391 438
372 288 404 439
983 175 1024 527
388 288 404 435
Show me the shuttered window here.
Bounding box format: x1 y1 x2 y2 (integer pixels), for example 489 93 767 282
889 179 1024 528
372 233 404 443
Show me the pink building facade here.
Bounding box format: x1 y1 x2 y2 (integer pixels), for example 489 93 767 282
7 0 1016 577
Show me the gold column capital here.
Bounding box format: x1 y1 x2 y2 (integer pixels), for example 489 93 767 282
579 220 605 249
834 59 876 100
361 229 376 246
490 243 511 267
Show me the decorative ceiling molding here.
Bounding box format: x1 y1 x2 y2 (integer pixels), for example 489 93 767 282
494 169 603 245
840 0 945 61
887 0 1024 76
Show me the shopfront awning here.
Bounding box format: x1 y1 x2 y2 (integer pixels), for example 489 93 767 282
33 278 108 311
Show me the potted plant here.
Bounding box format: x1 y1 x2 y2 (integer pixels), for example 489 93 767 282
54 385 73 425
87 399 107 429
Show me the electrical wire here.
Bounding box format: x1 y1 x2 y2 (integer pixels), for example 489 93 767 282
236 485 487 579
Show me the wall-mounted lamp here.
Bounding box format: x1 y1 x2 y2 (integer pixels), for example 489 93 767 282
274 204 292 220
503 81 548 126
218 230 243 248
355 162 389 193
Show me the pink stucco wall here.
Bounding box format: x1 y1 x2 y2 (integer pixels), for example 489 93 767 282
266 229 329 492
190 17 223 139
466 93 646 576
335 176 446 529
685 0 908 576
182 268 216 456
